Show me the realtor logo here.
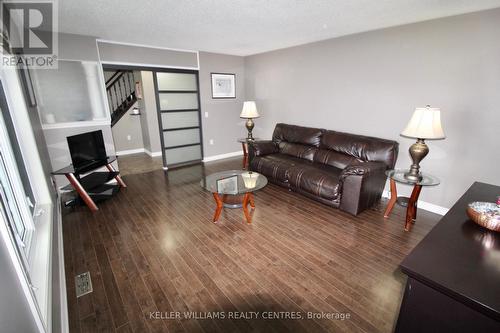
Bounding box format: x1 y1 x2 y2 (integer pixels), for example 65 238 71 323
1 0 58 68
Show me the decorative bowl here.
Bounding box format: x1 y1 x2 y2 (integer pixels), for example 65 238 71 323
466 202 500 232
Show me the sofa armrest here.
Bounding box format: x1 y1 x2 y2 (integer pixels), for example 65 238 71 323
340 161 387 179
248 140 278 159
339 161 388 215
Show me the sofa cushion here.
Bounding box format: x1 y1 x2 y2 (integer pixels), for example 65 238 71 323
320 130 398 169
249 140 278 157
272 123 322 146
278 142 317 161
287 163 342 201
250 153 306 183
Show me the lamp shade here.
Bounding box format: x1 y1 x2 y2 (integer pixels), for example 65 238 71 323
241 172 257 189
240 101 260 118
401 106 445 139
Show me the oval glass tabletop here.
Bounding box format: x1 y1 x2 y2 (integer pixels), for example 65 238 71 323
201 170 268 194
386 169 440 186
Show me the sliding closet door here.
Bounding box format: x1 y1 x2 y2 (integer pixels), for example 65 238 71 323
154 70 203 168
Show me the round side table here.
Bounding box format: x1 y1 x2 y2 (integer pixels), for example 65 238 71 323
384 169 440 231
237 138 260 169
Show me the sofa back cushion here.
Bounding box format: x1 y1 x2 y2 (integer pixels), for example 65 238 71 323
272 123 322 146
278 142 317 161
317 130 398 169
272 123 322 161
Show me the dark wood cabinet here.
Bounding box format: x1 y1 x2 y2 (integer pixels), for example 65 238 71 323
395 182 500 333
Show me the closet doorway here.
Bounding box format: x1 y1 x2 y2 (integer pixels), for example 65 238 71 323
153 70 203 169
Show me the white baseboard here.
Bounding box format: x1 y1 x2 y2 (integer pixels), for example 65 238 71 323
115 148 145 156
144 149 162 157
382 190 449 216
115 148 162 157
202 151 243 162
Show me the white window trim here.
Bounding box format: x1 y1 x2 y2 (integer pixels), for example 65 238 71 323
0 212 47 333
0 66 51 205
0 115 50 333
0 66 54 332
0 110 35 266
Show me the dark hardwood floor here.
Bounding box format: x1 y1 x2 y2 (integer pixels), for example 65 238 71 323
63 157 440 333
116 153 163 176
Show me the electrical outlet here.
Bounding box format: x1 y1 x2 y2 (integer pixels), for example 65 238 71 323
127 135 131 141
204 112 209 118
209 139 214 145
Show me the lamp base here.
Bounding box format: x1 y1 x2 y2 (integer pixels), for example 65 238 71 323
403 171 423 182
404 138 429 182
245 118 255 140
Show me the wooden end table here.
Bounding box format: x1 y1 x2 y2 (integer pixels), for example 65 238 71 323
237 138 260 169
201 170 267 223
384 169 440 231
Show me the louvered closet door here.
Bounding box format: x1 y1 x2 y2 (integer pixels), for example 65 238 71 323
154 71 203 168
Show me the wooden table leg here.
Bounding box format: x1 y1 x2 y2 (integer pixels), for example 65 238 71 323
241 142 248 169
384 179 397 218
405 185 422 231
212 193 223 222
66 173 98 212
242 193 253 223
106 163 127 188
248 192 255 208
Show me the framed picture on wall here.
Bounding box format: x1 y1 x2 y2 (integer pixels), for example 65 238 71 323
211 73 236 99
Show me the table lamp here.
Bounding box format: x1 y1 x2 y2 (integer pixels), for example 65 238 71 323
241 171 258 189
240 101 260 140
400 105 445 182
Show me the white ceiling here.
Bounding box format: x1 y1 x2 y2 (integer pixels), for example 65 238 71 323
59 0 500 56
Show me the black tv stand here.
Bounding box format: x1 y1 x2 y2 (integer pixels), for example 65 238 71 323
52 156 126 212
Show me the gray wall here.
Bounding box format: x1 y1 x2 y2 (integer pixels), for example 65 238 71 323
199 52 246 157
59 32 99 61
136 71 151 152
98 41 198 68
139 71 162 154
111 102 144 153
244 8 500 209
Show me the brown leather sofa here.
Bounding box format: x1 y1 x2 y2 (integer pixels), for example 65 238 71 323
248 123 399 215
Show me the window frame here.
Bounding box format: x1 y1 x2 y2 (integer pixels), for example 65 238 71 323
0 109 36 265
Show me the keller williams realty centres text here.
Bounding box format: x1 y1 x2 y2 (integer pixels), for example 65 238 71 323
149 311 351 321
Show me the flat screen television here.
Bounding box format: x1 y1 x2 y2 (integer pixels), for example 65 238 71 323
67 130 107 173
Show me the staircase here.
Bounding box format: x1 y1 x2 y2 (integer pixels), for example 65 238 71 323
106 70 137 127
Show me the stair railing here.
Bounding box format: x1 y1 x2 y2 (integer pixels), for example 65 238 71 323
105 70 137 126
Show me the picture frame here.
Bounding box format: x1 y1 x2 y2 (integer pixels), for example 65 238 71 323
211 73 236 99
216 175 238 194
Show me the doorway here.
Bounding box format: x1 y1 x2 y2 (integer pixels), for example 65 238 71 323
102 66 203 175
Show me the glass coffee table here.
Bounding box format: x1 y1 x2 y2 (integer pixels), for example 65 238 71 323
384 169 440 231
201 170 268 223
